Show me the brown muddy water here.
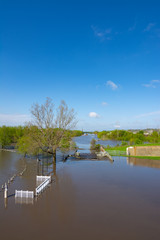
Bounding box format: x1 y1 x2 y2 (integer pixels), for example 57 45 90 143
0 136 160 240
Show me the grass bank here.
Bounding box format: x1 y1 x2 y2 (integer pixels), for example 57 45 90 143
130 156 160 160
105 143 160 160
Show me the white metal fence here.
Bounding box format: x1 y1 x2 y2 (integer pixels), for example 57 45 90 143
36 175 51 184
15 190 34 198
15 175 51 201
36 176 51 195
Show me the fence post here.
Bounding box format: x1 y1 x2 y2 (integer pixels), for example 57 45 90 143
4 183 8 199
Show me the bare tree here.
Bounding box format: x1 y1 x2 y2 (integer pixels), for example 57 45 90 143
19 98 76 162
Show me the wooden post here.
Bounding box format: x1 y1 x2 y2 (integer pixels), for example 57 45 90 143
4 183 8 199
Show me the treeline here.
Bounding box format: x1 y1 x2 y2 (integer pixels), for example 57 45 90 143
97 130 160 145
0 126 24 148
70 130 83 137
0 126 83 149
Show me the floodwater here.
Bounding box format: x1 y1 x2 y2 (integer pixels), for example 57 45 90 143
0 135 160 240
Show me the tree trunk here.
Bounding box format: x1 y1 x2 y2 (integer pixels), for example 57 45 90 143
53 150 56 163
53 150 56 175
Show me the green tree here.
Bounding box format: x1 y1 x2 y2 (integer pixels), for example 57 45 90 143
150 131 159 143
17 98 77 162
0 126 11 148
71 130 83 137
90 138 100 151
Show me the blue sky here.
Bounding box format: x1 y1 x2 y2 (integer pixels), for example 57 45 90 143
0 0 160 131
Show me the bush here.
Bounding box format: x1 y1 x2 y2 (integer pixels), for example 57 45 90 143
135 138 142 145
121 141 128 146
94 144 101 151
90 139 100 151
90 139 96 150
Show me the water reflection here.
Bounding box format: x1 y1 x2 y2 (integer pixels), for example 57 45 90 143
127 157 160 169
1 136 160 240
53 170 76 224
4 198 8 209
15 197 34 205
0 151 22 186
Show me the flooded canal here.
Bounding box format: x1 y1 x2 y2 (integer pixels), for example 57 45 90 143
0 135 160 240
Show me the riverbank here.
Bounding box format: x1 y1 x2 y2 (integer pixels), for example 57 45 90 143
0 148 16 152
105 143 160 159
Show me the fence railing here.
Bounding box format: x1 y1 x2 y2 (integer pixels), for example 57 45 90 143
36 175 51 184
15 190 34 198
35 176 51 195
15 175 51 202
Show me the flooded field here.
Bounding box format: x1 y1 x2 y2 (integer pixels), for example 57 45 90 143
0 135 160 240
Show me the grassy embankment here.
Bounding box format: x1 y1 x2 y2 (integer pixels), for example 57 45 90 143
105 143 160 160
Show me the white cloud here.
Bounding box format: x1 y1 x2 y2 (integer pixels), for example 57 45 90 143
91 25 112 41
143 23 155 32
142 80 160 88
0 114 31 126
106 80 118 90
114 121 120 128
89 112 100 118
114 124 120 128
135 110 160 119
128 22 137 31
102 102 108 106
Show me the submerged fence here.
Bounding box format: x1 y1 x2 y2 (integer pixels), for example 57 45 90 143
36 175 51 184
15 175 51 203
15 190 34 198
36 176 51 195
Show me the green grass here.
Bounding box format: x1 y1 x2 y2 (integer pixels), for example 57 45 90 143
129 156 160 160
106 151 160 160
105 143 160 159
105 146 128 151
105 143 160 151
134 143 160 147
106 149 126 156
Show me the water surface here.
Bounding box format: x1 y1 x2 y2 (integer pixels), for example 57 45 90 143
0 135 160 240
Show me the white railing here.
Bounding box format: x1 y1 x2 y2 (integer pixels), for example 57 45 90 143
35 176 51 195
36 175 51 184
15 190 34 198
15 176 51 201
